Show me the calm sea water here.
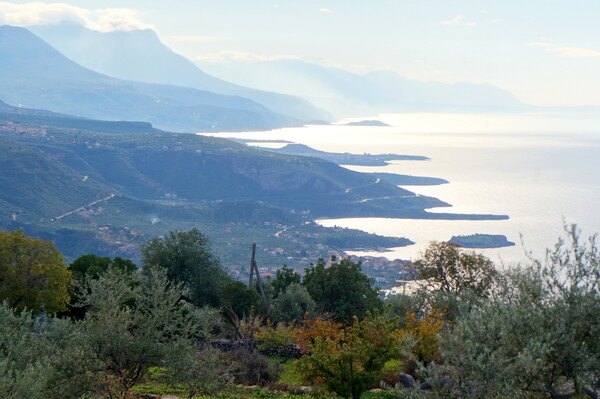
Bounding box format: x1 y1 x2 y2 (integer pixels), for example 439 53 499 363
207 112 600 267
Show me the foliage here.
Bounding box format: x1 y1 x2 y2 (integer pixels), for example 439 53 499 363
141 228 231 307
80 266 203 398
384 293 423 327
222 281 261 319
397 310 447 364
272 265 302 298
303 258 382 324
271 283 316 323
165 345 234 399
69 254 136 281
0 229 71 313
0 302 52 398
443 225 600 399
0 301 95 399
414 241 498 298
255 322 297 352
230 348 281 386
293 313 401 399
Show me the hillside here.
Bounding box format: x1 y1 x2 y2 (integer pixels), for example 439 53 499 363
0 100 163 134
0 25 298 132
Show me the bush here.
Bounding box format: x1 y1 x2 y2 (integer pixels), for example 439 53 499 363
165 345 233 399
255 322 301 358
230 348 281 386
293 312 401 399
443 225 600 399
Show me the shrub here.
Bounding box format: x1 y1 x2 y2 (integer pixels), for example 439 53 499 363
230 348 281 386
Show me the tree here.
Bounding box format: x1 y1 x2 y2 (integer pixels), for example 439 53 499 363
81 266 205 398
69 254 136 281
165 345 233 399
303 258 382 324
221 281 260 319
0 229 71 313
141 229 231 307
0 302 95 399
271 283 316 323
271 265 301 298
415 241 498 297
293 312 400 399
443 225 600 399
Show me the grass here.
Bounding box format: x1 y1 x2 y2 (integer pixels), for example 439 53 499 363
264 356 303 388
131 362 400 399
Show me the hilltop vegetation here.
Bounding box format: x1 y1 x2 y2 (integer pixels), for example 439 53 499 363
1 226 598 399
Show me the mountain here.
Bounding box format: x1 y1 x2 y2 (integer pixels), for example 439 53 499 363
0 25 302 132
0 138 111 221
0 99 165 134
0 114 453 221
197 58 526 117
30 23 331 123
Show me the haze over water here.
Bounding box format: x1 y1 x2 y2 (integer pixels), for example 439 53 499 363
209 112 600 267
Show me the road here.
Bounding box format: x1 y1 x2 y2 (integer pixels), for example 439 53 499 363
52 193 116 221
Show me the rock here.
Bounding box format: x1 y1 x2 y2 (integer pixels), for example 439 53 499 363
300 386 312 394
398 373 416 388
420 381 433 390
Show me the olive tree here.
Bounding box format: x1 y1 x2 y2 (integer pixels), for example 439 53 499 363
415 241 498 298
141 229 231 307
80 266 206 398
443 225 600 399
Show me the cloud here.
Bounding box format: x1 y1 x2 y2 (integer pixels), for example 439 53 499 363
550 47 600 58
170 35 223 43
0 2 154 32
441 15 464 25
319 8 333 13
525 42 600 58
464 22 478 27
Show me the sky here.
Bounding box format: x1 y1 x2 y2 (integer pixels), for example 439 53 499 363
1 0 600 107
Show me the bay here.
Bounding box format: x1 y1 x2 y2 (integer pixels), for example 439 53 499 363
207 112 600 266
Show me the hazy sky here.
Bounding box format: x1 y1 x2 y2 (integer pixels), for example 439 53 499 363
1 0 600 107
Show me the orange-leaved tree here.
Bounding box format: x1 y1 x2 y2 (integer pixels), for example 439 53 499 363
397 309 447 364
292 313 400 399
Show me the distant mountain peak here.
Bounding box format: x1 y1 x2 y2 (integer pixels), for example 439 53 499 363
29 23 331 122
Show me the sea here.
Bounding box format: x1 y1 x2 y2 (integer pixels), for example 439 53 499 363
206 112 600 268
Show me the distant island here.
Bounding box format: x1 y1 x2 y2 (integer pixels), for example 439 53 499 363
449 234 516 248
343 120 390 127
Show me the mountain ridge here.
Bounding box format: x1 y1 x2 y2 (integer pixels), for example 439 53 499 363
197 57 528 117
0 25 301 132
30 23 331 123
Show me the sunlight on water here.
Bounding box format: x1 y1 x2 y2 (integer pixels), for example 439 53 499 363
205 112 600 266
